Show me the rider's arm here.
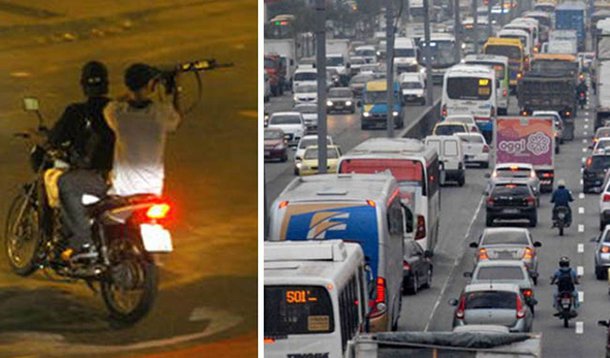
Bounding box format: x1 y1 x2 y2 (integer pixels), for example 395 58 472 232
47 105 76 148
550 191 556 203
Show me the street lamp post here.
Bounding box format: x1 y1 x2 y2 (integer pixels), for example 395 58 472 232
315 0 328 173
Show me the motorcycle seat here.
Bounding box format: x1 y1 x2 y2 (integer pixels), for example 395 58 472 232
86 193 161 217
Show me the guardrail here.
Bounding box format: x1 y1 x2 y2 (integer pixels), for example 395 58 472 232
397 98 442 139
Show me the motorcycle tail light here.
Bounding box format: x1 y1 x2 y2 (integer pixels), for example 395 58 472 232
146 203 171 219
523 247 535 259
478 248 489 260
522 289 533 298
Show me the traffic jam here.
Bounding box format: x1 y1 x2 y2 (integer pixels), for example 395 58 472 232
264 0 610 357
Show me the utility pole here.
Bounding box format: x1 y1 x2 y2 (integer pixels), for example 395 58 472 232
315 0 328 173
487 0 493 39
509 0 514 20
423 0 433 105
500 0 505 26
386 0 395 137
454 0 462 63
472 0 479 54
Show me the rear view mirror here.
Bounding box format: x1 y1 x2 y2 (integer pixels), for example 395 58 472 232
448 298 459 306
23 97 39 112
533 241 542 247
469 242 478 248
599 320 610 327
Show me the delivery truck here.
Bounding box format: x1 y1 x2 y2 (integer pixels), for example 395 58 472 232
555 2 586 51
494 116 556 192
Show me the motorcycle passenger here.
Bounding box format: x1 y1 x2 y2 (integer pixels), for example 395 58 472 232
47 61 115 262
551 179 574 226
103 63 182 197
550 256 580 312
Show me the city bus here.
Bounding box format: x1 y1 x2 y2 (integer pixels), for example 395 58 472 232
463 54 511 115
483 37 524 90
418 33 461 84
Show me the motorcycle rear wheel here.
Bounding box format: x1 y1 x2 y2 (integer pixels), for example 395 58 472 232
4 191 41 276
564 315 569 328
101 238 158 325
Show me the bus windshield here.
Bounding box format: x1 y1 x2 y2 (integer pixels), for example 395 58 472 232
463 25 488 44
363 90 387 104
264 285 334 336
485 45 522 61
446 77 492 100
420 41 458 67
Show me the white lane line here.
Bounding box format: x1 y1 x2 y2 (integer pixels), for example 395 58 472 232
576 321 584 334
577 266 584 276
579 193 585 199
582 147 587 152
584 131 588 136
579 207 585 214
424 195 485 332
583 139 588 144
585 124 589 129
581 168 584 174
578 224 585 232
580 179 584 185
586 111 590 116
578 291 584 303
582 157 587 163
578 243 584 253
585 118 590 123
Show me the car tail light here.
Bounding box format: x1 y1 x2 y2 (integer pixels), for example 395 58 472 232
456 296 466 319
441 104 448 118
415 215 426 240
530 170 536 178
403 261 411 270
542 172 553 178
586 157 593 168
601 246 610 253
523 247 535 259
517 72 523 80
486 197 494 206
478 248 489 260
483 144 490 153
522 289 533 298
565 111 571 117
516 295 526 319
603 194 610 202
521 110 529 116
369 277 387 318
526 197 536 207
146 203 171 220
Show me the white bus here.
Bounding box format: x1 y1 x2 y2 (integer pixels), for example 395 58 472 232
463 54 510 115
264 240 369 358
337 138 441 253
268 173 405 333
419 33 461 84
442 64 497 142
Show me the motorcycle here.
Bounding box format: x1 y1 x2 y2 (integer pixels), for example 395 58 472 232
553 206 570 236
555 290 577 328
578 91 587 109
5 97 173 324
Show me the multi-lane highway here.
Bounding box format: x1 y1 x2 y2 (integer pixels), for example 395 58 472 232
264 82 609 356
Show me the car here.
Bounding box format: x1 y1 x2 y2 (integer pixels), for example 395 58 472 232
398 72 426 105
327 87 356 114
354 45 377 63
533 110 565 148
293 103 318 133
402 240 433 295
599 179 610 230
425 135 466 186
445 114 479 133
432 121 470 136
349 56 367 76
294 135 334 175
292 68 317 92
466 260 537 312
594 225 610 279
449 283 534 332
293 83 317 104
485 181 538 227
487 163 540 201
591 127 610 149
297 145 342 176
349 73 375 98
264 128 288 162
597 318 610 358
583 152 610 193
456 132 490 168
469 227 541 283
267 112 305 147
594 138 610 153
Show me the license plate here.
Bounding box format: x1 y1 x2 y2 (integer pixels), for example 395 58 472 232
561 298 571 305
140 224 173 252
264 151 270 156
504 209 519 214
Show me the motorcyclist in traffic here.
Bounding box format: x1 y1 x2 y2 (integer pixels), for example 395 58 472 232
551 179 574 226
577 79 588 105
550 256 580 313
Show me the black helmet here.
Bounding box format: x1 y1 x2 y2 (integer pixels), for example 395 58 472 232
559 256 570 268
124 63 159 91
80 61 108 95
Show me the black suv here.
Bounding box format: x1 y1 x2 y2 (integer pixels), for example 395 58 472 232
486 181 537 227
583 153 610 193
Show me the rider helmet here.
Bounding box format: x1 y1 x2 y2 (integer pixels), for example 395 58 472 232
559 256 570 268
80 61 108 96
557 179 566 188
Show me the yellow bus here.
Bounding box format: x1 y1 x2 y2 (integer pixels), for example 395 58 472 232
483 38 525 90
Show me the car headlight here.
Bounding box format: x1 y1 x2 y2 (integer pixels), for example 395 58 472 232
346 100 353 106
296 162 303 168
461 43 466 49
293 96 299 102
411 60 418 65
327 100 333 106
363 112 370 117
393 111 399 116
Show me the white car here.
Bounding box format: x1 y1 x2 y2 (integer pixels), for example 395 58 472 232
293 84 317 104
445 114 479 133
292 68 317 92
354 45 377 63
293 103 318 132
294 135 334 175
594 138 610 153
488 163 541 199
267 112 305 146
456 132 490 168
398 72 426 105
600 179 610 230
425 135 466 186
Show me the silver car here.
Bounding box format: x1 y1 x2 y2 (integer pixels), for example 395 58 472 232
293 103 318 133
594 225 610 280
486 163 541 201
449 283 534 333
469 228 542 285
466 260 537 313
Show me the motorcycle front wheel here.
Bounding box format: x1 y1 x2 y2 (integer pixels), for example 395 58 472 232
4 190 41 276
101 237 158 324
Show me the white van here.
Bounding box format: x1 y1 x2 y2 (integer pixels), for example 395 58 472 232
269 173 405 333
394 37 419 74
462 54 510 115
264 240 369 358
293 68 318 92
442 64 496 142
425 135 466 186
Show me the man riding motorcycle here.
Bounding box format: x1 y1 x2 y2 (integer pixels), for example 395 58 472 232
551 179 574 226
550 256 579 312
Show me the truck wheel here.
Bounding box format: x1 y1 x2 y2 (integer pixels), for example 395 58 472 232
458 175 465 187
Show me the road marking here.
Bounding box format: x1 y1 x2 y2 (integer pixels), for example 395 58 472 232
583 139 588 144
579 193 585 199
578 224 585 232
584 131 588 136
582 157 586 163
578 243 584 253
585 117 589 123
586 111 590 116
580 179 584 185
582 147 587 152
9 71 31 78
424 195 485 332
579 207 585 214
581 168 584 174
577 266 584 276
576 321 584 334
585 124 589 129
578 291 584 303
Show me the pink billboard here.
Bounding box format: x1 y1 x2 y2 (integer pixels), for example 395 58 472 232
495 117 554 167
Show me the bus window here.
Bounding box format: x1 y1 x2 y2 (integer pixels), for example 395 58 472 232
446 77 492 100
265 285 335 336
339 159 426 195
339 275 359 351
485 45 522 61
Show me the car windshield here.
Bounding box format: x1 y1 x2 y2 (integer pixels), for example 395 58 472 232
299 137 330 149
420 41 458 66
459 134 484 143
596 128 610 139
531 60 578 76
304 147 339 159
356 49 376 57
475 266 526 280
294 72 317 81
435 124 466 135
295 105 317 114
329 88 352 98
492 184 531 197
326 56 344 66
446 77 492 100
296 85 316 93
589 155 610 169
482 230 529 245
496 167 532 178
596 140 610 151
265 130 283 140
351 75 373 85
395 48 415 57
363 90 387 104
270 114 301 125
401 81 422 89
351 58 366 65
465 291 517 309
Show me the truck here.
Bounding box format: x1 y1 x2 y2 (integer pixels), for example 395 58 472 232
494 116 556 192
264 39 296 90
517 68 577 120
595 61 610 130
546 29 578 55
264 53 286 96
555 2 586 51
346 331 542 357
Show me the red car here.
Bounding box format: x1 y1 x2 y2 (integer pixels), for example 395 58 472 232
264 128 288 162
